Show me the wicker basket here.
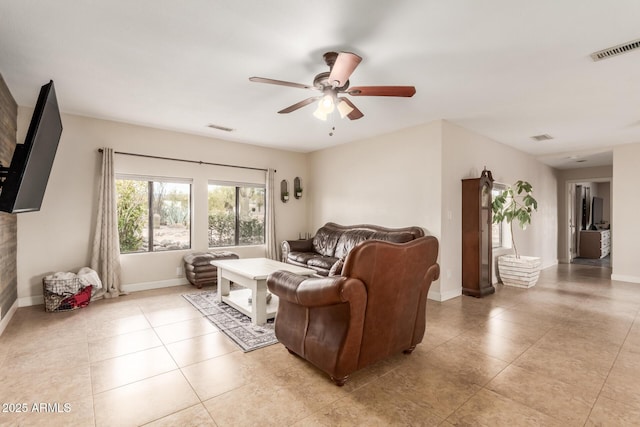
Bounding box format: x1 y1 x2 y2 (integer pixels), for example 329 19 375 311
43 277 85 312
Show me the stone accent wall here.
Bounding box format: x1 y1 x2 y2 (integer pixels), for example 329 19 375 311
0 73 18 319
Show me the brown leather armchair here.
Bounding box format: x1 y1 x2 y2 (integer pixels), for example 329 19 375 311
267 236 440 386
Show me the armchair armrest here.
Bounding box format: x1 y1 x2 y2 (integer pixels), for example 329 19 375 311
426 263 440 283
267 270 364 307
281 238 314 263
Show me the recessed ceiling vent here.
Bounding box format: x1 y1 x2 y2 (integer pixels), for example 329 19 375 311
531 134 553 141
207 124 234 132
591 38 640 61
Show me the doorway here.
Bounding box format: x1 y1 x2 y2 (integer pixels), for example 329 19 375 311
567 180 612 268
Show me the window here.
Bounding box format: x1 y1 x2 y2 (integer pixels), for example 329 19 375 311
208 183 265 247
492 184 506 249
116 177 191 253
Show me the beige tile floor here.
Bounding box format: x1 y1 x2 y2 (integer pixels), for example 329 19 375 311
1 263 640 426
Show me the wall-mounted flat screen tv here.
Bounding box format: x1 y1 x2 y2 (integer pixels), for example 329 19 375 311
0 80 63 213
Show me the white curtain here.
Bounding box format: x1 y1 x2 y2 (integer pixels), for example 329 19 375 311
91 148 125 299
265 168 278 260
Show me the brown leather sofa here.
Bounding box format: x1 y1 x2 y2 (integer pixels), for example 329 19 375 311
267 236 440 386
281 222 425 276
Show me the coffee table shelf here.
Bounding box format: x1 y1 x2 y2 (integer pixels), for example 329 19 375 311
222 288 279 320
211 257 315 325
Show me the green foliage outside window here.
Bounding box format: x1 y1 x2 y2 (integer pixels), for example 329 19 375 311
239 217 264 245
208 184 265 247
155 182 189 226
116 178 191 253
208 211 235 246
116 180 147 252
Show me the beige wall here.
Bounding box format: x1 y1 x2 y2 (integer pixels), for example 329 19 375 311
308 121 442 233
308 121 443 297
556 166 613 263
309 120 558 301
441 121 559 299
16 110 309 305
612 143 640 283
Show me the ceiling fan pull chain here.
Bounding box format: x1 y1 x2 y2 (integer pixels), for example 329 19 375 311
329 109 337 136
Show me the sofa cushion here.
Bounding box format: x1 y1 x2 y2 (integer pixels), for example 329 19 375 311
334 229 375 259
370 231 415 244
307 255 339 270
288 251 318 264
312 227 343 257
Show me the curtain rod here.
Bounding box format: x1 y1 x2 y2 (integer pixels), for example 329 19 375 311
97 149 273 172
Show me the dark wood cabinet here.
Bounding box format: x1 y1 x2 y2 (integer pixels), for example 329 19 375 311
462 169 495 297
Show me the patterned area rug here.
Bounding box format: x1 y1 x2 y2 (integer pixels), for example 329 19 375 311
183 291 277 352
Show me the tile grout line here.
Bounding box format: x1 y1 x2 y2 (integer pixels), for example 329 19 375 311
581 307 640 425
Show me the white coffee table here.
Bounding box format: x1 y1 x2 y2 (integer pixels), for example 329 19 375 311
211 257 315 325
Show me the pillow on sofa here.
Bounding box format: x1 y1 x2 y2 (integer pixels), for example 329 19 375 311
308 256 339 271
329 258 345 276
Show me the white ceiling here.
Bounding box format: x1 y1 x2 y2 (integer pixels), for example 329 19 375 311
1 1 639 169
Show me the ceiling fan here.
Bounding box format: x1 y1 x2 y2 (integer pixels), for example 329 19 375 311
249 51 416 121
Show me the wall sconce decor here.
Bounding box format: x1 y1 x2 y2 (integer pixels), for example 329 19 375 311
294 177 303 199
280 179 289 202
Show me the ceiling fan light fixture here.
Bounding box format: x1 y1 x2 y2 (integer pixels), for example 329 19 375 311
251 51 414 121
318 94 335 113
313 107 328 121
337 99 354 119
313 94 336 121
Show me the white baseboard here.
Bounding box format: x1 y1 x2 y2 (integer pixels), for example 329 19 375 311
17 278 190 308
19 295 44 307
542 259 559 269
122 278 189 293
428 287 461 302
0 299 18 336
611 274 640 284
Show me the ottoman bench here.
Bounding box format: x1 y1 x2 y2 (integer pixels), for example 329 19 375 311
183 251 239 288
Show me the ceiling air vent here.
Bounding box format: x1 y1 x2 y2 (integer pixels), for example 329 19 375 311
531 134 553 142
591 38 640 61
207 124 234 132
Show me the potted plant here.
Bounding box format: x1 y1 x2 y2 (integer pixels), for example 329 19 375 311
491 180 541 288
282 191 289 202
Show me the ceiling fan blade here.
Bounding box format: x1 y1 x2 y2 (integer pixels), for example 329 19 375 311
249 77 316 90
340 98 364 120
278 97 320 114
328 52 363 88
348 86 416 97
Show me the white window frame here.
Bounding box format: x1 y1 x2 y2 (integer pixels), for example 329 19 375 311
492 182 512 250
116 174 193 254
207 180 266 248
